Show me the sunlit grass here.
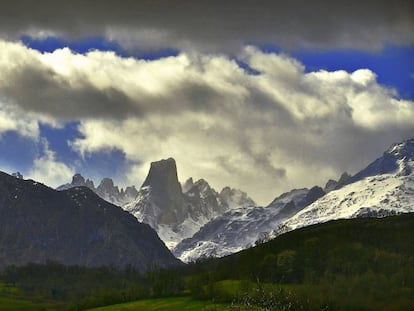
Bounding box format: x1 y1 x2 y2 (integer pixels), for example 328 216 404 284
86 296 229 311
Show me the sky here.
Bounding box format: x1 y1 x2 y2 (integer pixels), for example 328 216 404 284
0 0 413 205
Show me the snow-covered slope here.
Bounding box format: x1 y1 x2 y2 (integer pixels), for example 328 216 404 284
270 138 414 238
124 158 257 249
174 187 325 262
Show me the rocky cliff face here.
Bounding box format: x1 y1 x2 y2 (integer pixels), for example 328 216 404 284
0 172 180 271
124 158 257 249
324 172 351 192
57 174 138 207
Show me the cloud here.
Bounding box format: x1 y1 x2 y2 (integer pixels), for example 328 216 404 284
27 140 75 187
0 1 413 52
1 39 414 204
0 101 40 138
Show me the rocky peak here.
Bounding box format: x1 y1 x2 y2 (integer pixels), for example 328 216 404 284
387 138 414 159
219 186 233 197
347 138 414 183
142 158 183 205
125 186 138 199
182 177 194 193
57 174 136 206
299 186 325 207
338 172 351 184
219 186 256 209
193 179 213 195
12 172 23 179
85 179 95 189
324 179 337 192
97 178 119 194
72 173 86 186
324 172 352 192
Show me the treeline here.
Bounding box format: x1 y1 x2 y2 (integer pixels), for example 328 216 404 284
1 214 414 310
1 262 184 310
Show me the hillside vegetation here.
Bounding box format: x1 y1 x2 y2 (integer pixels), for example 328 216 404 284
1 214 413 310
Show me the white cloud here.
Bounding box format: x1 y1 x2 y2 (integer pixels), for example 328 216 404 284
0 101 40 138
1 39 413 204
27 140 75 188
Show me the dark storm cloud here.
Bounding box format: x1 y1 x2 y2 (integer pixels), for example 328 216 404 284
0 63 225 120
0 0 413 52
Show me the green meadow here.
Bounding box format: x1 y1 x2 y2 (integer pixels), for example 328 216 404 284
86 296 228 311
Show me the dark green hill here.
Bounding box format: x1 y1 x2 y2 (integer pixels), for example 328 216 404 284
182 213 414 310
207 213 414 280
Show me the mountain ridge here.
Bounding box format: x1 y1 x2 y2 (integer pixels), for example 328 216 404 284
57 173 138 207
267 138 414 240
0 171 181 271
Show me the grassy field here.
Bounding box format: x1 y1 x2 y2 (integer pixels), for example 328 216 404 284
0 282 60 311
86 296 229 311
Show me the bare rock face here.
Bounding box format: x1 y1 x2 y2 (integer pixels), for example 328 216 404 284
72 173 86 186
57 175 137 206
12 172 23 179
324 172 351 192
300 186 325 207
124 158 257 249
141 158 186 224
0 171 181 271
182 177 194 193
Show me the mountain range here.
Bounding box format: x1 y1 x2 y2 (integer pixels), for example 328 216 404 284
173 186 325 261
175 138 414 261
57 174 138 207
0 172 180 271
6 137 413 266
123 158 256 249
57 159 256 250
268 138 414 239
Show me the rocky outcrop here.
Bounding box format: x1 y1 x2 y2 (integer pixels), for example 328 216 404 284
324 172 351 192
57 174 138 206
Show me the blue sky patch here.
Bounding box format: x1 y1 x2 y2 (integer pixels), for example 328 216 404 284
39 122 137 185
254 43 414 100
39 122 82 164
293 45 414 100
20 35 179 60
79 149 138 187
0 132 39 174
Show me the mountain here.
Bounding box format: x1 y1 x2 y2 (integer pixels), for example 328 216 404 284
0 171 180 271
57 174 138 206
323 171 351 192
269 138 414 238
124 158 256 249
174 186 324 262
